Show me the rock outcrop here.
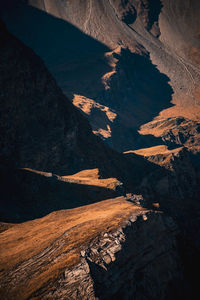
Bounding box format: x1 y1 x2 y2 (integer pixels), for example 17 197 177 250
61 213 182 300
140 117 200 150
0 199 184 300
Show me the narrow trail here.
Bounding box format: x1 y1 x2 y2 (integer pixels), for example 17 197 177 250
125 22 199 104
176 54 195 99
84 0 92 32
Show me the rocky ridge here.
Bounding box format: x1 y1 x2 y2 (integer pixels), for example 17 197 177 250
66 213 181 300
0 202 183 300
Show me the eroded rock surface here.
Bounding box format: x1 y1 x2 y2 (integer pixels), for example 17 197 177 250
0 206 183 300
33 213 182 300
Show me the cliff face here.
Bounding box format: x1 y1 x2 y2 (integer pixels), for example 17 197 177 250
0 199 183 300
61 213 181 300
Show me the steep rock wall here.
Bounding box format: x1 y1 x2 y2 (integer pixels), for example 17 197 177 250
0 210 183 300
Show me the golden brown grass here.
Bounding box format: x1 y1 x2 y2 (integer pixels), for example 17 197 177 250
125 145 183 157
73 94 117 121
20 168 121 190
0 197 145 299
0 222 14 233
61 168 121 189
73 94 117 138
0 197 141 269
158 104 200 123
22 168 52 177
124 145 184 168
102 46 123 90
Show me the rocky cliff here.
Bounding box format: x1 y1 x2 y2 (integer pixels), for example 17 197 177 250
0 198 184 300
59 213 182 300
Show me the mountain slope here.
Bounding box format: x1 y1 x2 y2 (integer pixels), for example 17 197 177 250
0 20 164 222
0 20 129 176
0 198 183 300
0 4 200 299
2 0 200 151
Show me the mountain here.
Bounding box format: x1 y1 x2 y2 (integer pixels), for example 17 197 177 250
0 19 119 175
0 19 168 222
1 1 200 299
1 0 200 151
0 19 175 224
0 19 145 221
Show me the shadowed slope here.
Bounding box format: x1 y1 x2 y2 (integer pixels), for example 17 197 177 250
0 167 123 223
2 4 175 151
1 3 111 99
0 20 126 176
0 20 174 224
22 0 200 106
3 0 200 152
99 47 173 150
